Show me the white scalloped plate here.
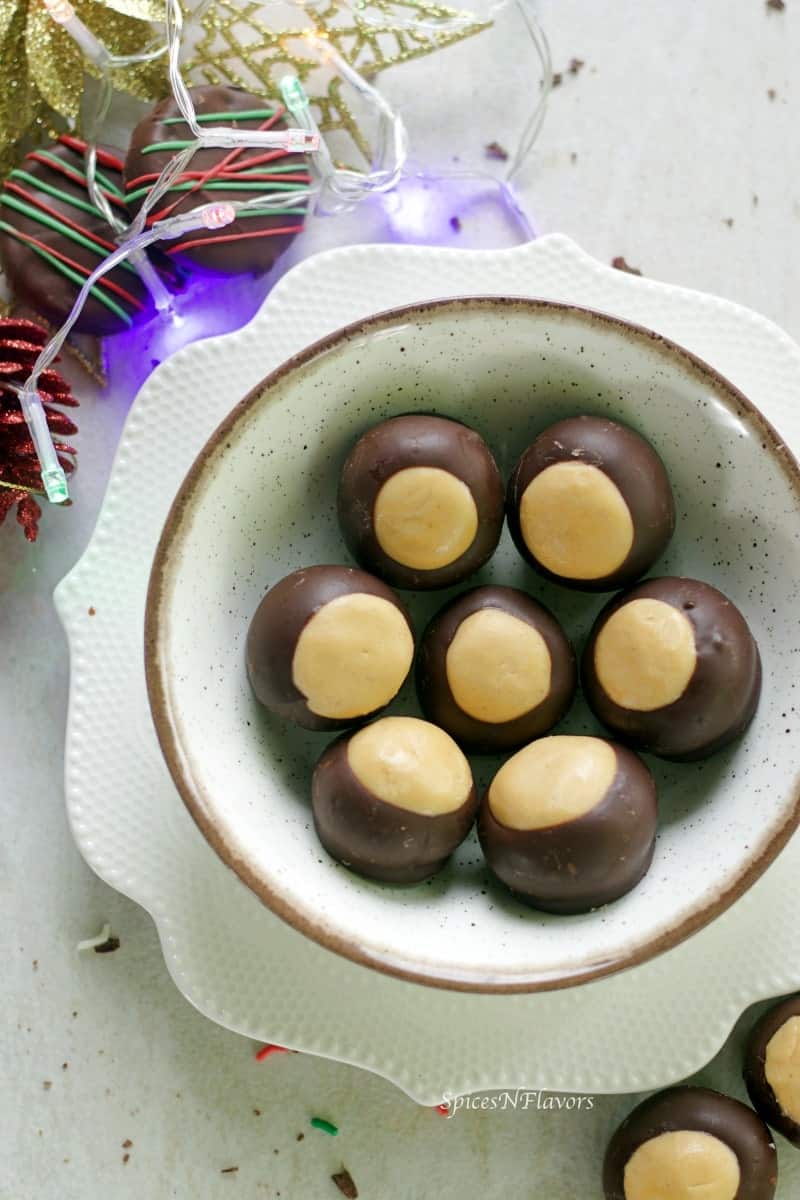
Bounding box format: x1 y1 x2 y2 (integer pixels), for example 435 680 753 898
56 235 800 1103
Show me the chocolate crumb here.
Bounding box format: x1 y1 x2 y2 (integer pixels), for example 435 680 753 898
485 141 509 161
296 1133 305 1142
62 1062 68 1070
32 960 38 970
449 216 461 233
332 1169 358 1198
88 607 96 617
766 0 785 10
94 936 120 954
253 1108 262 1117
43 1081 52 1090
767 87 777 100
221 1166 239 1175
122 1154 130 1165
122 1139 133 1149
723 217 734 227
568 57 585 74
611 256 642 276
72 1011 78 1018
551 71 562 87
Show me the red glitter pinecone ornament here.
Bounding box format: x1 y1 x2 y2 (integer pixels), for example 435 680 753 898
0 318 78 541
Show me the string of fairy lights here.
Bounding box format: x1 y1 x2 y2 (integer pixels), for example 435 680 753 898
14 0 550 506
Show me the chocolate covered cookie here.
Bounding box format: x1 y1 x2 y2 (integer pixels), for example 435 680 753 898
0 136 177 336
124 85 311 274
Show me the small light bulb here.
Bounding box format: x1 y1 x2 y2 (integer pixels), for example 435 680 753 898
42 0 75 22
201 203 236 230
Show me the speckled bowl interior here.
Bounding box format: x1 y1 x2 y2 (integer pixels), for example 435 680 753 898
145 297 800 992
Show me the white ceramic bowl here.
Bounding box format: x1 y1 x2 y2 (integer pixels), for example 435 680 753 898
145 297 800 992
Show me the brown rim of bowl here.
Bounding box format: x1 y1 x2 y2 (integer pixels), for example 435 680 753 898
145 295 800 994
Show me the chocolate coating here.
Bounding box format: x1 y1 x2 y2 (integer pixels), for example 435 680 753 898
312 731 478 883
0 138 178 336
744 996 800 1147
583 576 762 761
506 415 675 590
478 740 657 914
246 565 413 731
416 586 576 752
603 1086 778 1200
125 85 309 274
337 414 504 589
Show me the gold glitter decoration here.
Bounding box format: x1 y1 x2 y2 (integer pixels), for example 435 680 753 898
0 0 166 179
186 0 490 168
5 297 107 382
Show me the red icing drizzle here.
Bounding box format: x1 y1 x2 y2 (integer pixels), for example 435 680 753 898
5 225 144 310
133 107 309 239
27 152 128 212
3 181 119 253
57 135 125 172
166 222 305 256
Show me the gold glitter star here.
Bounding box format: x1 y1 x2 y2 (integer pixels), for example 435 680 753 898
0 0 166 178
186 0 490 167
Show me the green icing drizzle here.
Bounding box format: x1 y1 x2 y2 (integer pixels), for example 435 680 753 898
10 169 107 219
0 219 132 325
0 192 138 276
141 140 205 155
162 108 277 125
125 179 310 203
34 150 125 201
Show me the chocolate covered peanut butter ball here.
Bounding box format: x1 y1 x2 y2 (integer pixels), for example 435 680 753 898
583 577 761 760
507 416 675 591
416 586 575 752
744 995 800 1148
312 716 478 883
603 1086 777 1200
338 414 504 590
478 735 657 913
246 565 414 731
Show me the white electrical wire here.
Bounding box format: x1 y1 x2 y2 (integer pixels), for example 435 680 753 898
26 0 550 504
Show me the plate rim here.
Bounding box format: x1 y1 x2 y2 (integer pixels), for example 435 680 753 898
144 291 800 994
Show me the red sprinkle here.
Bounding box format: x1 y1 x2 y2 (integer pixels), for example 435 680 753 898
434 1103 450 1116
255 1043 290 1061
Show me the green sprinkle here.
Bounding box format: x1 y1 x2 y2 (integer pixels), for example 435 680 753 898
163 108 277 125
310 1118 338 1136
